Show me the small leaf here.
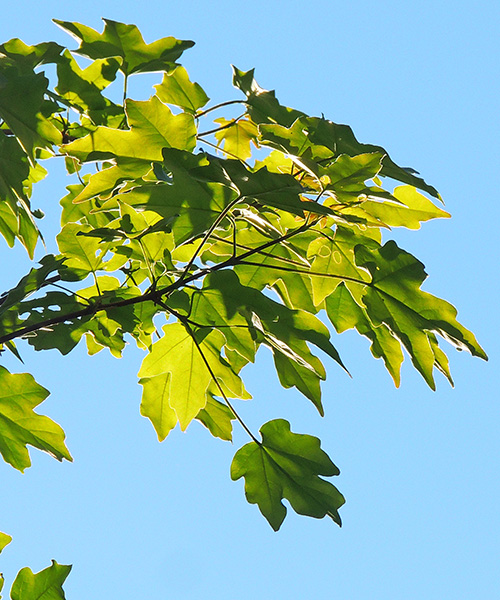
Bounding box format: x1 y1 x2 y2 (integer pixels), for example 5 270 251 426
231 419 344 530
0 531 12 554
0 367 72 471
196 394 234 441
10 561 71 600
213 117 258 160
155 65 209 113
140 372 177 441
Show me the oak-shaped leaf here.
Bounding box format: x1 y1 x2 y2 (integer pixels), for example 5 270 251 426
63 96 196 163
139 323 249 433
54 19 194 75
10 561 71 600
355 240 487 388
231 419 344 530
0 367 72 471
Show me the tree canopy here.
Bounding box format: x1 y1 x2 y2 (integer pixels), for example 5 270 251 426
0 19 486 598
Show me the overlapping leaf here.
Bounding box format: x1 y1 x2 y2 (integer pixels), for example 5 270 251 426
354 241 486 388
63 96 196 163
139 323 249 433
231 419 344 530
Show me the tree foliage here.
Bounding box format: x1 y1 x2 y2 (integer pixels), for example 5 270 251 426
0 19 486 596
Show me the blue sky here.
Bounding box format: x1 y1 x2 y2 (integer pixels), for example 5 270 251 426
1 1 499 598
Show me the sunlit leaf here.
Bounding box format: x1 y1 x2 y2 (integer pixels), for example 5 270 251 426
231 419 344 530
155 65 209 113
196 394 234 441
54 19 194 75
0 531 11 554
63 96 196 163
10 561 71 600
0 367 72 471
213 117 258 160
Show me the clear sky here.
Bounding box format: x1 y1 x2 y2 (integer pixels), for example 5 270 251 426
1 1 499 599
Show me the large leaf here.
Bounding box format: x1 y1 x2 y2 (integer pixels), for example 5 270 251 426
231 419 344 530
0 367 72 471
63 96 196 163
10 561 71 600
54 19 194 75
139 323 248 431
355 241 487 388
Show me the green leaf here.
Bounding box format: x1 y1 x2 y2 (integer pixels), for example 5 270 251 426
54 19 194 76
196 394 234 441
0 69 61 160
305 116 441 199
155 65 209 113
189 270 345 414
0 39 63 71
231 419 344 530
10 561 71 600
213 117 258 161
120 149 237 245
203 157 333 217
0 367 72 471
0 133 30 204
0 255 66 317
355 241 487 388
356 185 450 230
55 49 122 123
63 96 196 163
307 226 372 306
139 323 247 431
140 372 177 441
326 282 404 386
232 67 304 127
0 532 12 554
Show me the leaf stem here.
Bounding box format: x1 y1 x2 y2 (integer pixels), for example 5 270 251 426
195 100 246 119
183 320 259 444
197 113 246 138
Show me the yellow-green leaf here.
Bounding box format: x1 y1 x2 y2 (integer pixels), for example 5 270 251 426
0 367 72 471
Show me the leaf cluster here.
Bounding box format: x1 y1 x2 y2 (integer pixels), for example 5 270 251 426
0 18 486 597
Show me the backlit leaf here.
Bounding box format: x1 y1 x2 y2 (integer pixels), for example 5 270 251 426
10 561 71 600
155 65 209 113
0 367 72 471
0 532 11 554
231 419 344 530
63 96 196 163
54 19 194 75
